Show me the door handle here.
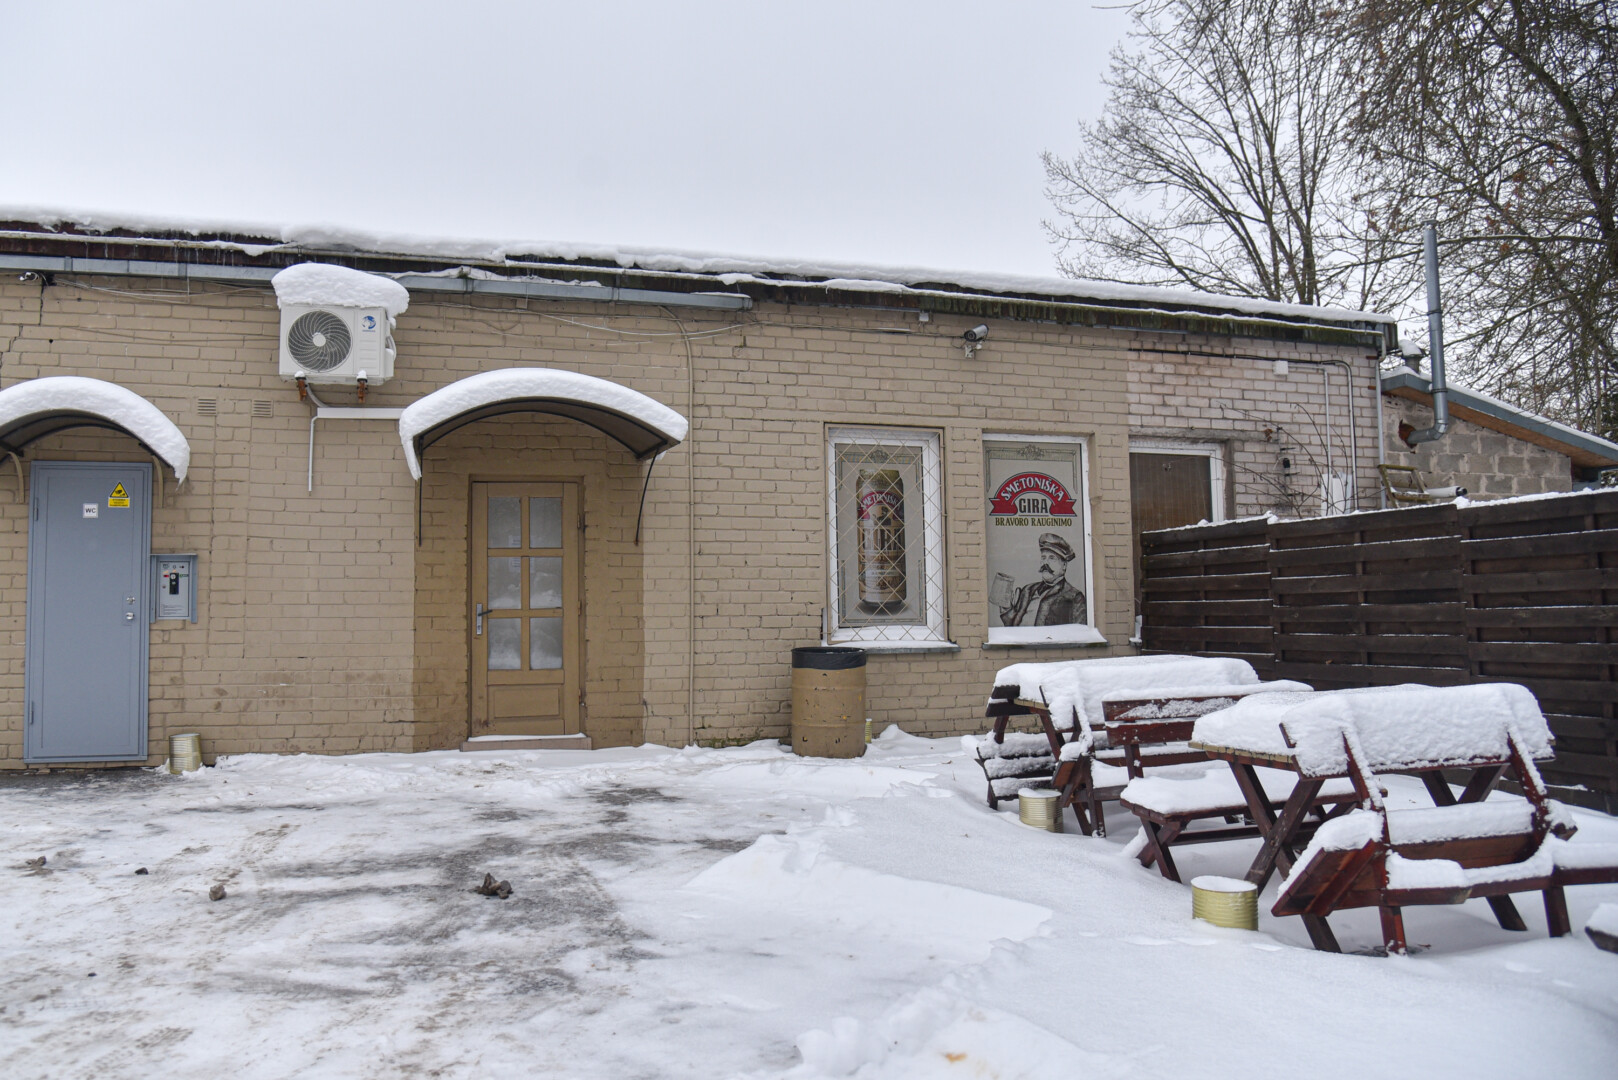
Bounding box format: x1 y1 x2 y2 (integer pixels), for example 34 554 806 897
125 612 136 621
475 603 485 636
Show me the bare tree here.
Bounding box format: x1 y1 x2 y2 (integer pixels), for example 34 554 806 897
1340 0 1618 437
1043 0 1417 311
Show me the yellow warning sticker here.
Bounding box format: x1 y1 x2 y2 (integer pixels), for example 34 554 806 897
107 482 130 509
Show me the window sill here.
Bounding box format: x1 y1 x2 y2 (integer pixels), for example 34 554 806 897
985 626 1109 648
826 637 960 654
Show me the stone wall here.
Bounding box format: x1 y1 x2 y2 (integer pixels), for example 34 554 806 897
1382 396 1572 499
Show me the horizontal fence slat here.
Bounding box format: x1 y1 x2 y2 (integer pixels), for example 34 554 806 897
1275 633 1467 655
1272 662 1471 686
1470 674 1618 705
1547 714 1618 740
1270 505 1457 542
1148 626 1272 647
1275 602 1466 623
1462 528 1618 561
1142 548 1269 572
1466 605 1618 629
1542 750 1618 782
1142 519 1271 546
1267 536 1460 567
1468 641 1618 665
1463 568 1618 593
1144 599 1273 619
1460 489 1618 528
1143 572 1273 594
1272 570 1461 595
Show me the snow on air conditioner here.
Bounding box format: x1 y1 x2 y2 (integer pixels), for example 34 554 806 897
272 263 410 385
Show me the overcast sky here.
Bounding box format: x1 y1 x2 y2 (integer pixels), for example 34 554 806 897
0 2 1129 277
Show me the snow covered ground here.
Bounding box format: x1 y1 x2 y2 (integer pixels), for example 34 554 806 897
3 729 1615 1079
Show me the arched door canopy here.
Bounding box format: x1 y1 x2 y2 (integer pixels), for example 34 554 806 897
398 368 689 479
0 376 191 482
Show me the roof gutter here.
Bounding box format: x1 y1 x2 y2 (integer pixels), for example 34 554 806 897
0 253 754 311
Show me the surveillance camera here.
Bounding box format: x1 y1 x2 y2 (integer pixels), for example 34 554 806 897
963 325 989 343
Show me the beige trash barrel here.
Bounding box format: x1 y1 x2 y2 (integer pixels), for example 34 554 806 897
791 647 867 758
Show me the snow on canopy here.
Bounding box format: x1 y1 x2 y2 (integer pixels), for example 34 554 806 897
1191 682 1554 776
0 376 190 481
398 367 689 479
271 263 410 318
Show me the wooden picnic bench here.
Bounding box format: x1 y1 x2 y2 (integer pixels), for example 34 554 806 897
976 668 1310 835
1271 725 1618 953
1185 682 1618 954
1118 759 1361 884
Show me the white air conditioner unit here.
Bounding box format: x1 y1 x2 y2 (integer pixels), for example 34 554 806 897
277 304 396 384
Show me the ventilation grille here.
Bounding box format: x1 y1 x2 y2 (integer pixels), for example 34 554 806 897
252 400 274 419
196 398 218 416
286 309 352 372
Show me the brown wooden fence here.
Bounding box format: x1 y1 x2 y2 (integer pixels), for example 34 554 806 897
1140 488 1618 811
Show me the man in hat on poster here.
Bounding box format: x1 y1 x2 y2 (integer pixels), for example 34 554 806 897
998 532 1087 627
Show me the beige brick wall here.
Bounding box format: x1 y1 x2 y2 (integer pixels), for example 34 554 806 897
0 273 1388 767
1383 396 1572 498
1127 344 1383 518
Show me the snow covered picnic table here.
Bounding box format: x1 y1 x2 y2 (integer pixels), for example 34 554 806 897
976 654 1307 834
1174 682 1618 954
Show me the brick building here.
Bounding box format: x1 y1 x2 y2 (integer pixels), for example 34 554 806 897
0 213 1396 769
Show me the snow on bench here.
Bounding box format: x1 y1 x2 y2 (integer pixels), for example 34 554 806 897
1122 770 1357 817
1191 683 1555 780
989 655 1263 737
1118 769 1360 882
1586 902 1618 953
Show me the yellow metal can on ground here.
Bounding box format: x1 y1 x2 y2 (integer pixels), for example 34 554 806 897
791 647 867 758
169 732 202 774
1191 875 1259 930
1018 788 1063 832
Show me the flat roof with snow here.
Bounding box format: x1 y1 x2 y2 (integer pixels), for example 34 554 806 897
0 208 1397 344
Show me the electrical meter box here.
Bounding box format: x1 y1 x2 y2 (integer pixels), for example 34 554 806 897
151 554 197 623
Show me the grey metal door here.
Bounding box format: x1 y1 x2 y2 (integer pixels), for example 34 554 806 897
25 462 152 762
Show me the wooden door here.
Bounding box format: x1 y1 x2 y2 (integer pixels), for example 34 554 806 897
470 482 581 736
1129 452 1215 615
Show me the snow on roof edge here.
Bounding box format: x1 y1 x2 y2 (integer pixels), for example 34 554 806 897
398 368 689 479
3 205 1398 329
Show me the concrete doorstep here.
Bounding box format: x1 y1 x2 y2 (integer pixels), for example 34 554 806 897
459 735 593 752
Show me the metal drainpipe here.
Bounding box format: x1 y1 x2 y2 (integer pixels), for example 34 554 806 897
1406 222 1450 445
1318 359 1366 513
1373 359 1387 508
1320 365 1334 512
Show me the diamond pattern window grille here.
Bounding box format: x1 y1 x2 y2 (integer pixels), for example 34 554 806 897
826 427 948 644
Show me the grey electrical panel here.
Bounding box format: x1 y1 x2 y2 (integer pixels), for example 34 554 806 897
151 554 197 623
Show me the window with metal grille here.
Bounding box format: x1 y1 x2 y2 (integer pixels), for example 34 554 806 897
826 426 948 645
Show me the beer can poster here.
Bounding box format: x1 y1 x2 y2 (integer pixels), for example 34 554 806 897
835 442 926 625
985 438 1089 628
